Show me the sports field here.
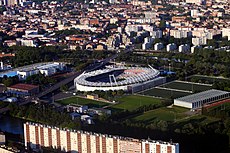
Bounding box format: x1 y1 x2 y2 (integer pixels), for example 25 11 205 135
140 88 190 99
111 95 163 111
56 96 109 108
140 80 212 99
131 106 189 124
188 75 230 84
160 81 212 92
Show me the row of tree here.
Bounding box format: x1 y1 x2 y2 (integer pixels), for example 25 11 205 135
8 103 81 129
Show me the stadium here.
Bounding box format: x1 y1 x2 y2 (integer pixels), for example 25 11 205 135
74 66 165 92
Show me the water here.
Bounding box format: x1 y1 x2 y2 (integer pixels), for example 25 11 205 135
0 115 24 135
0 71 17 77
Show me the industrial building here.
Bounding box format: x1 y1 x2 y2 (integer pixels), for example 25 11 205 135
174 89 230 109
17 62 65 80
0 62 65 80
24 122 179 153
74 66 165 92
7 83 39 97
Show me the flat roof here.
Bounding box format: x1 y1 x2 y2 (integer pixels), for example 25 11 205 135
175 89 230 103
8 83 39 91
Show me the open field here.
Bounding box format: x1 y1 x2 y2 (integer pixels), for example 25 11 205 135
131 106 189 124
188 75 230 84
111 95 163 111
140 88 190 99
139 80 213 99
0 101 8 109
175 115 221 125
56 96 109 108
160 81 212 92
203 102 230 117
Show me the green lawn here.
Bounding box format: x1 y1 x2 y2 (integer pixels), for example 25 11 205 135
111 95 163 111
56 97 109 108
0 101 8 109
189 75 230 84
175 115 221 125
131 106 189 124
140 88 190 99
160 81 212 92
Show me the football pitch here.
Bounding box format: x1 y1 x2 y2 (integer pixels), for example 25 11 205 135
139 80 213 99
56 96 109 108
111 95 163 111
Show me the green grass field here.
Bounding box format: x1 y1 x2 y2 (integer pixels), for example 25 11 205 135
188 75 230 84
140 88 190 99
160 81 212 92
131 106 189 124
111 95 163 111
175 115 221 126
56 97 109 108
0 101 8 109
140 80 212 99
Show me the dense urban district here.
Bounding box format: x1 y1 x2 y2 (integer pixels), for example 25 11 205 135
0 0 230 153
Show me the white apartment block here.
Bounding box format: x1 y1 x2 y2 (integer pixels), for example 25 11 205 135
192 29 221 39
125 24 143 33
170 30 192 38
142 37 154 50
191 10 199 17
24 122 179 153
142 43 152 50
144 11 157 19
179 44 190 53
167 43 177 52
222 28 230 38
0 132 5 144
150 30 163 38
19 38 37 47
186 0 205 5
192 37 207 46
154 43 164 51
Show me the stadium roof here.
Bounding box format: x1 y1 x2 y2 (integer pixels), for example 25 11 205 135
75 66 160 87
175 89 230 103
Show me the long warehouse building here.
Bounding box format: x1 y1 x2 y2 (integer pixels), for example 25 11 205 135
24 122 179 153
174 89 230 109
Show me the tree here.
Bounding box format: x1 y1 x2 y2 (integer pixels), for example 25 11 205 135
60 85 68 92
159 20 166 30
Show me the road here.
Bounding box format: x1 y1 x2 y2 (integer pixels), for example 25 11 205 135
0 49 131 114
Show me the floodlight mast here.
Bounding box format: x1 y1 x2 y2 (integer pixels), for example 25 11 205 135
109 74 118 87
148 64 154 70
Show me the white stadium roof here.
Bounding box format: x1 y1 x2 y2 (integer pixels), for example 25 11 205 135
175 89 230 103
75 66 160 87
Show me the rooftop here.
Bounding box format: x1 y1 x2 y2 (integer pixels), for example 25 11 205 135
8 83 39 91
175 89 230 103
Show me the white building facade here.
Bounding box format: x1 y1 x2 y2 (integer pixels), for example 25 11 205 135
174 89 230 109
24 122 180 153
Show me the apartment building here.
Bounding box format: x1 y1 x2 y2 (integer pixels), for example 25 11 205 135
222 28 230 38
186 0 205 5
24 122 179 153
192 37 207 46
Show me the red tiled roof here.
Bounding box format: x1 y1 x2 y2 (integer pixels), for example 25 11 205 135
8 83 39 91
